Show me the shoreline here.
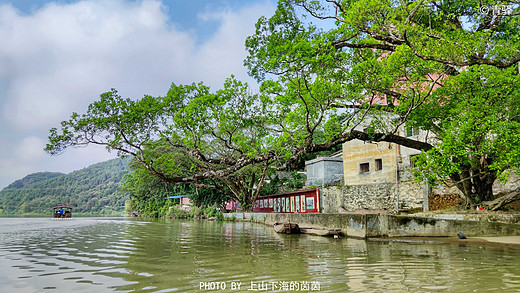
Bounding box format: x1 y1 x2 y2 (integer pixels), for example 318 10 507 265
366 236 520 247
224 212 520 243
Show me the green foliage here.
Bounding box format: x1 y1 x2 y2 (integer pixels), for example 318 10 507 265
44 0 520 212
0 158 131 215
411 65 520 203
46 76 285 212
260 171 306 196
121 157 230 217
244 0 520 207
6 172 64 189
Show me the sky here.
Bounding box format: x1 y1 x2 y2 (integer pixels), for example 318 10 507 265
0 0 277 189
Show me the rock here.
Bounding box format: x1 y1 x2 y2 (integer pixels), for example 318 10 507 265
338 206 348 214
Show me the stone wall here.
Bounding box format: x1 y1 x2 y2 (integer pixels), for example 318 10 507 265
320 179 425 213
341 183 397 211
397 181 425 209
493 173 520 194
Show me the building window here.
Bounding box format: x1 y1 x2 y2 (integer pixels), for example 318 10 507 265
375 159 382 171
359 162 370 173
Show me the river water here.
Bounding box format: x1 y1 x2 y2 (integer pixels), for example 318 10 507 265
0 217 519 292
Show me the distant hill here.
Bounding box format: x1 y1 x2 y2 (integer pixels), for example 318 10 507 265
0 157 132 215
5 172 65 189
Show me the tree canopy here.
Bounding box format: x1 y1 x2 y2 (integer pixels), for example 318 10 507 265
47 0 520 211
47 78 283 210
244 0 520 209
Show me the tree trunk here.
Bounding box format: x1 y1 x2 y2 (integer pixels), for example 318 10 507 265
450 166 497 206
481 188 520 211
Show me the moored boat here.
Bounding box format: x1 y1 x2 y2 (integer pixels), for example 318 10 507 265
273 222 300 234
300 228 342 237
53 206 72 219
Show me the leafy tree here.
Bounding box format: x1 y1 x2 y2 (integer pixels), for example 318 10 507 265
245 0 520 209
46 77 278 211
122 159 229 217
412 66 520 208
47 0 520 211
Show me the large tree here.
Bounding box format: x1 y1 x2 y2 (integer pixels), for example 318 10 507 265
122 160 229 217
244 0 520 209
47 0 520 211
46 77 278 211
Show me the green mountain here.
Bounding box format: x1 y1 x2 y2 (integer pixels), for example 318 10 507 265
0 157 132 215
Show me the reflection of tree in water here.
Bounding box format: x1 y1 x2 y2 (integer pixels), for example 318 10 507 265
116 220 318 292
2 218 518 292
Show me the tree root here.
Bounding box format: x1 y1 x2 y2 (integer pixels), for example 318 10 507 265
481 188 520 211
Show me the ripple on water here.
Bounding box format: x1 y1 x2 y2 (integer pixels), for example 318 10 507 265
2 218 520 293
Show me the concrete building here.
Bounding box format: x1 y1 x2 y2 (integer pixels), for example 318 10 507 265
305 152 343 187
341 123 427 212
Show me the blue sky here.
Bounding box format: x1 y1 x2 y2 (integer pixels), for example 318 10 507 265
1 0 270 43
0 0 276 188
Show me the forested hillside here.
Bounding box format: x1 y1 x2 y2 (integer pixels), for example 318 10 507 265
0 157 131 215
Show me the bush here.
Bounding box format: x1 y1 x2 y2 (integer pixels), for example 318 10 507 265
205 206 218 218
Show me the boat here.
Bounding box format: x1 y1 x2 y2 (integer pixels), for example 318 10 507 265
53 206 73 219
300 227 342 237
273 222 300 234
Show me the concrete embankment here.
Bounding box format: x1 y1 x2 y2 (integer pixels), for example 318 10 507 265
224 212 520 239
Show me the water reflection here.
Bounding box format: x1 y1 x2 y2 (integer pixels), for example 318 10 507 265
0 217 519 292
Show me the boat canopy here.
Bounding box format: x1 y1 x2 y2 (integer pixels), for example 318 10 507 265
166 195 188 199
53 206 73 209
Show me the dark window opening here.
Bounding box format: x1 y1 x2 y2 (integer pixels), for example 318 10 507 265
360 162 370 173
375 159 382 171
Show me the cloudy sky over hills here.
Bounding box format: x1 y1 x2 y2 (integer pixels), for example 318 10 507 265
0 0 276 188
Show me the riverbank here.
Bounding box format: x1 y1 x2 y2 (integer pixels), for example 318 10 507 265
475 236 520 246
224 212 520 240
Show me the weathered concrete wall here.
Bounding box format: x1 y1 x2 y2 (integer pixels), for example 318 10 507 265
319 186 342 213
224 213 520 238
372 214 520 238
343 140 397 185
223 212 267 221
305 156 343 187
265 213 369 238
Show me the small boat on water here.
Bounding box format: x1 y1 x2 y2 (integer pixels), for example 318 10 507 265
300 228 342 237
273 222 300 234
53 206 72 219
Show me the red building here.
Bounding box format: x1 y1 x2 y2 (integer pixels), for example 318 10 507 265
252 188 321 213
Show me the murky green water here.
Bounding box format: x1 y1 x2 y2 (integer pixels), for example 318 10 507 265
0 217 519 292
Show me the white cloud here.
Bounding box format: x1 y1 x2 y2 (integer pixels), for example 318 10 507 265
0 0 275 188
194 3 273 88
14 136 46 162
1 0 192 129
